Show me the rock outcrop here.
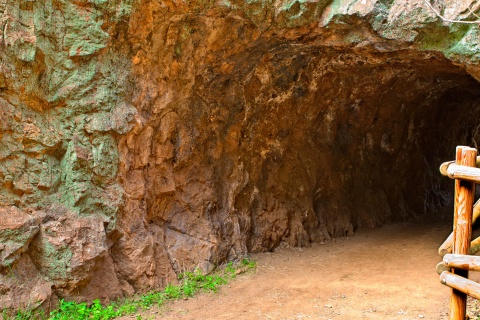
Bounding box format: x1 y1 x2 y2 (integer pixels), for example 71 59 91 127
2 0 480 311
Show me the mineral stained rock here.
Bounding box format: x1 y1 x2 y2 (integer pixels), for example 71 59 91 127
2 0 480 310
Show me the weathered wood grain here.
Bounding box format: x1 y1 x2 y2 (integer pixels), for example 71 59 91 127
438 199 480 257
449 146 477 320
444 254 480 272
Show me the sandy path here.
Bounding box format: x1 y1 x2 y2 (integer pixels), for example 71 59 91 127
122 217 469 320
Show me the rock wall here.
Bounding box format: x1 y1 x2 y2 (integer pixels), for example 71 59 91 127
2 0 480 311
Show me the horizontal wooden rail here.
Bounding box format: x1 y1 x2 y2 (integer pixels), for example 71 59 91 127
440 156 480 176
444 254 480 272
438 199 480 257
439 235 480 257
440 271 480 300
440 164 480 183
439 233 455 257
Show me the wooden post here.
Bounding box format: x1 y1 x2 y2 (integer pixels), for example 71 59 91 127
450 146 477 320
438 199 480 257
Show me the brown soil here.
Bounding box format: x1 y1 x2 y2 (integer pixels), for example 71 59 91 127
121 216 480 320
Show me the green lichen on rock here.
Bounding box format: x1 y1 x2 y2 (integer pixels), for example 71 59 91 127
61 0 110 57
415 22 470 52
0 206 43 268
275 0 333 28
0 0 135 220
32 239 73 280
0 1 135 307
0 226 38 267
446 26 480 63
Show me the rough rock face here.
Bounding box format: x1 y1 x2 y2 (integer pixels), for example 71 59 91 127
2 0 480 311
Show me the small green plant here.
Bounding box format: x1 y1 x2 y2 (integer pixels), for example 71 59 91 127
139 292 163 309
2 257 256 320
49 299 121 320
115 298 138 315
163 283 181 300
242 258 256 269
224 262 236 277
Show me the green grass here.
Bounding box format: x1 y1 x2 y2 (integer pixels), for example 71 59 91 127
1 258 256 320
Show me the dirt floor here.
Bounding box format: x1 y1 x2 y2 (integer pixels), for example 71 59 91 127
121 214 480 320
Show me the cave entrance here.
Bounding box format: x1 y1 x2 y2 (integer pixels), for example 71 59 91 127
142 43 480 273
178 46 480 318
224 47 480 251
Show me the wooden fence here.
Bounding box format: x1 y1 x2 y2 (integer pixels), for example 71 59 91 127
437 146 480 320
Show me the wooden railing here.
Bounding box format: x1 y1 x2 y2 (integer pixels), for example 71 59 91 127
437 146 480 320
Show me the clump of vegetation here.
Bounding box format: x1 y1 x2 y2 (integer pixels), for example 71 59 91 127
1 258 256 320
